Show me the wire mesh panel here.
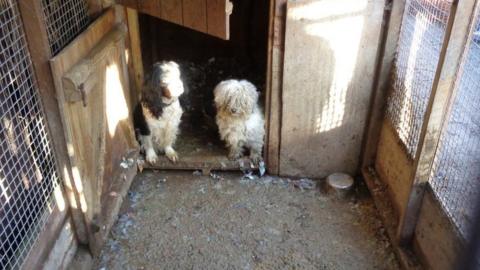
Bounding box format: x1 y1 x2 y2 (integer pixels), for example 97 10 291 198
0 0 62 269
41 0 90 55
386 0 453 157
429 9 480 238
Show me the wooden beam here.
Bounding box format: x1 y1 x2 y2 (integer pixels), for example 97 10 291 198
360 0 406 169
265 0 286 175
397 0 477 244
17 0 89 245
126 7 144 104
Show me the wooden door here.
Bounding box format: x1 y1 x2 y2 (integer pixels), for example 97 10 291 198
49 9 138 254
118 0 233 40
279 0 386 178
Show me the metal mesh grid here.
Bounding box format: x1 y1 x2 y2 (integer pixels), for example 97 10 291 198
0 0 62 269
386 0 453 157
429 9 480 238
41 0 90 55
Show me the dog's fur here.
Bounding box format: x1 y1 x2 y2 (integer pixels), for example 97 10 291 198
214 79 264 163
134 61 184 163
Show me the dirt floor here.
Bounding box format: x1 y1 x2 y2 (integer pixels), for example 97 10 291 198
95 171 399 270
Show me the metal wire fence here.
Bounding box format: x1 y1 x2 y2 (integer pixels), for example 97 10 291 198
386 0 453 158
0 0 62 269
41 0 90 55
429 8 480 238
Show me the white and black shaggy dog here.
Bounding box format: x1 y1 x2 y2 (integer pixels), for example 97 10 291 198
134 61 184 163
214 79 265 163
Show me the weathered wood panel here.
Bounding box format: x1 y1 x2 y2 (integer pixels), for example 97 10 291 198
161 0 183 25
265 0 286 175
183 0 208 32
50 9 138 254
206 0 232 39
138 0 162 19
414 188 464 270
280 0 387 178
118 0 231 40
375 119 413 219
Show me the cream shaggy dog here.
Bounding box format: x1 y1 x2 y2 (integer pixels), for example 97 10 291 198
134 61 184 163
214 79 264 163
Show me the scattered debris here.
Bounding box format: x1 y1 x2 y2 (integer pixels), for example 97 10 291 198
128 191 141 206
210 173 224 181
120 157 135 169
113 213 135 239
291 178 316 191
259 161 266 177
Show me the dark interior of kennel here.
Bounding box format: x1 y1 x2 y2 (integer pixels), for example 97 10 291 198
137 0 270 169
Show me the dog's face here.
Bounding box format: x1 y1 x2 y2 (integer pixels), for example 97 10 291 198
214 80 258 118
143 61 184 106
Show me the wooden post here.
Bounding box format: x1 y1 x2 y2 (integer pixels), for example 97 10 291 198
396 0 477 245
265 0 287 175
18 0 89 244
126 7 144 104
360 0 406 169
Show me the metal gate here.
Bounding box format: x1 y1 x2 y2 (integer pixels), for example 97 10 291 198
0 0 62 269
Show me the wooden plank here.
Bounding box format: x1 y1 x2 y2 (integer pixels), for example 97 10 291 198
361 0 406 168
375 120 414 219
126 7 144 104
138 0 162 19
183 0 208 32
279 0 386 178
397 0 476 244
265 0 286 175
17 0 89 245
413 188 465 270
161 0 184 25
206 0 232 39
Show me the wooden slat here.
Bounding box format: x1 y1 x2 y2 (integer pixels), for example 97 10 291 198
161 0 183 25
138 0 162 19
280 0 386 178
126 8 144 104
183 0 208 32
397 0 477 244
18 0 89 246
206 0 232 39
265 0 287 175
413 188 465 270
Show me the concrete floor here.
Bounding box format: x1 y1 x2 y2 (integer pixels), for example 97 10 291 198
95 171 399 270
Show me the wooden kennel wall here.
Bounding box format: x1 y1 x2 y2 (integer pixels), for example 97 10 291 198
7 0 478 268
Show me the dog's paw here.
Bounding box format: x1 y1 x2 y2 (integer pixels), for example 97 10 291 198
146 149 158 164
165 148 178 163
